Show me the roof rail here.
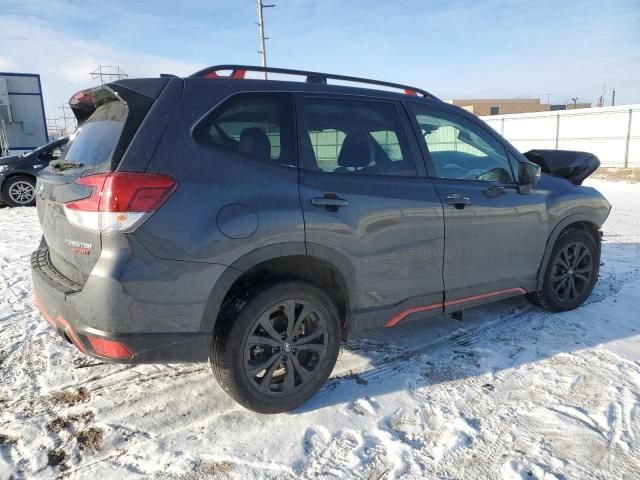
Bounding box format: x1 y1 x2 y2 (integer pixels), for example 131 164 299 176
188 65 438 99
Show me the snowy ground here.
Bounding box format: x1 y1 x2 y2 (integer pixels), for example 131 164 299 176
1 179 639 479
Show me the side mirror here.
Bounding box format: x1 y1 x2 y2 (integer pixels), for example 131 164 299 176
517 161 541 194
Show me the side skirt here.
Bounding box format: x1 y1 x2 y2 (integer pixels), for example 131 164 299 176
361 287 527 330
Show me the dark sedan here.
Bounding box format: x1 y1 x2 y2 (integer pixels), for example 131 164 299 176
0 137 68 207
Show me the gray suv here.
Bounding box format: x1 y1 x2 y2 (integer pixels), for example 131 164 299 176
32 66 610 413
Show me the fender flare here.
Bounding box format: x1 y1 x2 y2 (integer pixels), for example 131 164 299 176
199 242 356 332
535 212 603 290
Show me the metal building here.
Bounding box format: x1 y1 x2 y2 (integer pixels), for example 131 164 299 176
0 72 48 156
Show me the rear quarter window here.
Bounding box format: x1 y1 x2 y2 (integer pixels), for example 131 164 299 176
192 93 295 167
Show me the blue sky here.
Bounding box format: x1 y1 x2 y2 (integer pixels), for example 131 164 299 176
1 0 639 118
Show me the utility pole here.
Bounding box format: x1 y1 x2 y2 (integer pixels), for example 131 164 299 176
257 0 275 79
611 89 616 106
546 93 551 104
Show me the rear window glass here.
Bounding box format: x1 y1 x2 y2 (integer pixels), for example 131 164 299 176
61 101 128 173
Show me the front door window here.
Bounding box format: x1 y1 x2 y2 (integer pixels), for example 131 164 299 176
410 105 514 183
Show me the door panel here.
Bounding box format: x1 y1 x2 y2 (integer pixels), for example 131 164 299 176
296 94 445 330
431 179 547 309
406 103 548 307
300 171 444 312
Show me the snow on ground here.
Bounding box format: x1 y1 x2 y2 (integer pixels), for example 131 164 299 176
1 179 640 479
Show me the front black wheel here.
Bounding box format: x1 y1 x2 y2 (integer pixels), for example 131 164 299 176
529 229 600 312
211 280 341 414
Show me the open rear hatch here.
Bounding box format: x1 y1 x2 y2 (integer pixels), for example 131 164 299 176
523 149 600 185
36 83 156 286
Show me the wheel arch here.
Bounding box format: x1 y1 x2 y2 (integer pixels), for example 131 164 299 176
200 243 355 340
1 171 37 187
535 213 603 290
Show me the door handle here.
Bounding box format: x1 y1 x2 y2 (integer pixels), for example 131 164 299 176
311 194 348 211
445 194 471 209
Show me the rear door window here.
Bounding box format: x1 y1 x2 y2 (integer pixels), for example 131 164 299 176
299 96 417 177
193 93 295 167
60 101 128 173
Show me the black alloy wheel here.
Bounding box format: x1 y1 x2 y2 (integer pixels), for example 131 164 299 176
211 280 341 414
529 229 600 312
550 241 594 302
243 299 328 396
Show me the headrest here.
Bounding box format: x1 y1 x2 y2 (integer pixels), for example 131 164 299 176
239 127 271 162
337 131 373 168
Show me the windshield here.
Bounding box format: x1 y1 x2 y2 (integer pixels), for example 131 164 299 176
59 101 128 173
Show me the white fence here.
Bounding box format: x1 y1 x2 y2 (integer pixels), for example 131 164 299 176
481 104 640 168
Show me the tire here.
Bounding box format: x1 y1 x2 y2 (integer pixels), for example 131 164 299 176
529 229 600 312
1 175 37 207
211 279 341 414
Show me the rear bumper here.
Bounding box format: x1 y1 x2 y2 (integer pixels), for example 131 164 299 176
31 244 217 364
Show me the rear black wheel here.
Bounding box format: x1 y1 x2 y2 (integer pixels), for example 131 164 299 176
529 229 599 312
211 280 341 413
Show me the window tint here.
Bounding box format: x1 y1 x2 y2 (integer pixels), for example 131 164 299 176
61 101 128 172
193 93 294 166
301 97 416 176
410 105 514 183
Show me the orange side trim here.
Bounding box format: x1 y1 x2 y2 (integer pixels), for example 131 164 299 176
443 287 527 307
384 287 527 328
385 303 442 327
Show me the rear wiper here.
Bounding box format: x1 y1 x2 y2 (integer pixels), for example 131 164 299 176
50 161 84 171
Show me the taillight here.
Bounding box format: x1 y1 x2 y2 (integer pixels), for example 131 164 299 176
64 172 177 233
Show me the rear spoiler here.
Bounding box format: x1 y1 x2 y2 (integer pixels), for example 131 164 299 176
69 87 114 127
68 78 171 127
